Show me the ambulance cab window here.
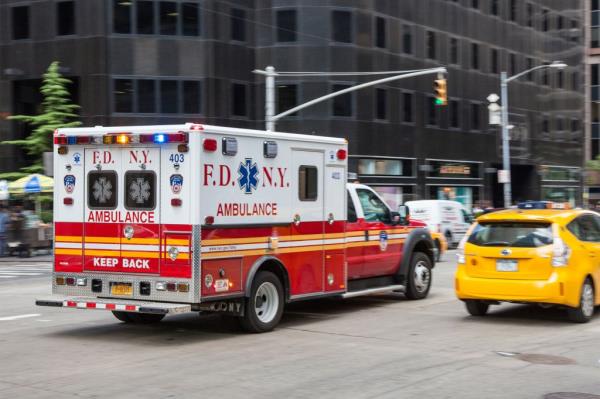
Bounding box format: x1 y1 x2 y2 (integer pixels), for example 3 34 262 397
88 171 118 210
298 166 318 201
347 192 357 222
125 171 156 210
357 189 391 224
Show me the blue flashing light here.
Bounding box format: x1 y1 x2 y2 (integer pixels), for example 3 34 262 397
67 136 77 145
153 133 167 144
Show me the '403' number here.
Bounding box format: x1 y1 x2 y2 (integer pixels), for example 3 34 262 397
169 154 184 163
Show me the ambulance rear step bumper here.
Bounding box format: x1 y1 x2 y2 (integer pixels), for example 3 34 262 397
341 284 405 299
35 296 191 315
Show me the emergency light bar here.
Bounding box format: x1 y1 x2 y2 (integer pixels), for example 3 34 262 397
54 132 188 145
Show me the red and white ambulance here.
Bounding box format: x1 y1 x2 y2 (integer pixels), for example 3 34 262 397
37 123 435 332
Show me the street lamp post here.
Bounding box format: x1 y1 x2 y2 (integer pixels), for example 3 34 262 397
499 61 567 208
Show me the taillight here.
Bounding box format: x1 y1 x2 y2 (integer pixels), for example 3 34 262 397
337 149 347 160
203 139 217 152
551 225 570 267
456 223 477 264
54 135 67 145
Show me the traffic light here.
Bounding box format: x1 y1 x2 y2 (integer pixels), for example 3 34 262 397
434 78 447 106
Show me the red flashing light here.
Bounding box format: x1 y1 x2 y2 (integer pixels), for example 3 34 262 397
203 138 217 152
54 135 67 145
171 198 182 207
336 149 347 160
76 136 91 144
63 198 74 205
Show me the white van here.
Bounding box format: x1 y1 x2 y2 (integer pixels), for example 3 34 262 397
405 200 473 248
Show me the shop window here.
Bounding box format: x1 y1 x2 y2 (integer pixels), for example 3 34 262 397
57 1 75 36
375 17 386 48
332 84 353 117
332 10 352 43
182 2 199 36
299 166 318 201
375 88 387 120
231 8 246 41
183 81 201 114
159 1 177 35
358 159 402 176
160 80 178 113
12 6 30 40
113 0 131 34
232 83 247 116
276 10 297 42
402 25 413 54
431 186 474 210
137 80 156 113
403 92 414 123
371 186 403 211
114 79 133 113
277 85 298 116
426 31 436 59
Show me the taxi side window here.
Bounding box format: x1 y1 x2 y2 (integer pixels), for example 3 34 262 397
357 189 391 224
568 215 600 242
347 192 357 223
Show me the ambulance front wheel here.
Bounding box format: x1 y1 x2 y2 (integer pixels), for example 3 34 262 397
112 311 165 324
404 252 432 300
240 271 284 333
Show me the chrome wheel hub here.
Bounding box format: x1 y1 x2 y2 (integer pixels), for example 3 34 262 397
581 283 594 317
254 282 279 323
414 261 431 293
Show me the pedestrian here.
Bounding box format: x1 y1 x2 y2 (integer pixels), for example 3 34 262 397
0 205 9 257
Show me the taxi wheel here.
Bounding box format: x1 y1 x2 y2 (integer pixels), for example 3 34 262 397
405 252 432 300
465 300 489 316
434 240 442 262
240 271 284 333
567 279 595 323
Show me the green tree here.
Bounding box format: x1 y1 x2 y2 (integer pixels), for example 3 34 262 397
587 155 600 171
3 61 81 176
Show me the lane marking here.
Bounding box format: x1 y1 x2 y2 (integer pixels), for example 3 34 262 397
0 314 41 321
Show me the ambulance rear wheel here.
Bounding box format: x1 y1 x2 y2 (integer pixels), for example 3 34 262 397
112 311 132 322
112 311 165 324
240 271 284 333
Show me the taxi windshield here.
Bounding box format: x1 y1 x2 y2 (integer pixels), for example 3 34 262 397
467 222 553 248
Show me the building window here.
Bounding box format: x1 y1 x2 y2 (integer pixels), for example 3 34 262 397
375 88 387 120
332 84 353 117
57 1 75 36
572 71 579 91
114 79 134 113
136 1 155 35
509 0 517 22
159 1 177 35
526 58 534 81
375 17 386 48
12 6 30 40
113 1 131 34
542 69 549 86
557 71 564 89
426 31 436 59
526 3 533 27
160 80 178 113
470 103 480 130
509 53 517 76
403 92 414 123
490 48 499 74
402 25 413 54
231 8 246 41
449 100 459 128
277 84 297 115
571 119 579 142
542 116 550 137
183 81 201 114
182 3 200 36
471 0 479 10
490 0 498 16
276 10 297 42
593 2 600 48
449 37 459 65
557 15 564 31
542 9 549 32
592 65 600 101
471 43 479 70
426 97 437 126
332 11 352 43
232 83 247 117
137 80 156 113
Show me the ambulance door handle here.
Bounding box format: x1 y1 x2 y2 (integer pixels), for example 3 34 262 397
327 213 334 225
293 214 301 226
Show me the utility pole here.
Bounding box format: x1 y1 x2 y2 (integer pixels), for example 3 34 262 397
264 66 276 132
500 72 512 209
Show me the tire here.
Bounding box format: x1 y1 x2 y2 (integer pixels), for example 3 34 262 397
240 271 284 333
465 300 489 316
567 278 595 323
434 240 442 262
445 231 454 249
112 311 165 324
405 252 433 300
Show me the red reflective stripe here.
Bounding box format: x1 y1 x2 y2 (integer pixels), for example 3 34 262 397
125 305 136 311
106 304 116 310
67 301 76 307
86 302 96 308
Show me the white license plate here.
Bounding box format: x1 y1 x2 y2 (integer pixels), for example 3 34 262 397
496 259 518 272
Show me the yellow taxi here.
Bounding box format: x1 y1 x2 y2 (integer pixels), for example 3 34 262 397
431 231 448 262
455 203 600 322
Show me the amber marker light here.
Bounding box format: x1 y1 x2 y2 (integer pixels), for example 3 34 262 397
116 134 130 144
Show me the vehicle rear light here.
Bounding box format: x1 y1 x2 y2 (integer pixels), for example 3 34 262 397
204 216 214 225
76 136 91 144
169 132 188 143
178 144 189 153
54 135 67 145
56 277 65 285
155 282 167 291
166 282 177 292
140 282 151 296
103 135 115 144
203 138 217 152
57 146 68 155
91 279 102 293
177 283 189 292
551 225 570 267
171 198 182 207
116 134 130 144
63 197 73 205
67 136 77 145
76 278 87 287
66 277 76 286
337 149 347 160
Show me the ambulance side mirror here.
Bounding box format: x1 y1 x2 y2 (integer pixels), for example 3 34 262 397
397 205 410 225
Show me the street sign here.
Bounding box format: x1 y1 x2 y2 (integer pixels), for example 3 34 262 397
498 169 511 183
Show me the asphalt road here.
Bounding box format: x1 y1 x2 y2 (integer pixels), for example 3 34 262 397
1 252 599 399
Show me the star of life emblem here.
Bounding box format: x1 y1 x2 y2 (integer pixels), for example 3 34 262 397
238 158 259 194
92 177 113 204
129 177 151 204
